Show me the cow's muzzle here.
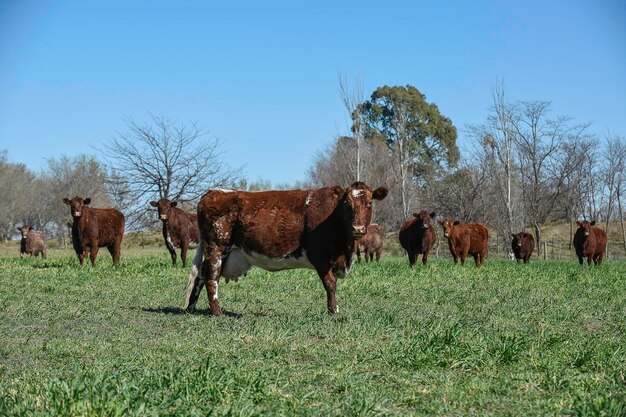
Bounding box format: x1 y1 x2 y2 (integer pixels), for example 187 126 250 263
444 232 450 238
422 224 429 229
73 212 81 217
352 225 366 239
584 232 590 236
160 215 168 221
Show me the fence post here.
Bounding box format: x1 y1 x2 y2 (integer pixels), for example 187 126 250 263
543 241 547 260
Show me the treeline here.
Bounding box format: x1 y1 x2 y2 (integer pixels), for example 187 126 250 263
308 82 626 254
2 84 625 255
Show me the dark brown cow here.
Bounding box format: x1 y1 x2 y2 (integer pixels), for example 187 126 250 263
573 220 607 266
150 199 199 267
184 182 388 316
356 224 384 263
511 232 534 264
399 211 436 267
17 226 47 258
438 219 489 267
63 196 125 267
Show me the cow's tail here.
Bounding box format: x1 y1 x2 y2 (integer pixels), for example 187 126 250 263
184 238 205 311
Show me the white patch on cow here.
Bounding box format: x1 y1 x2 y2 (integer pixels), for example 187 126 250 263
209 280 219 300
351 190 364 198
221 246 314 281
305 191 314 206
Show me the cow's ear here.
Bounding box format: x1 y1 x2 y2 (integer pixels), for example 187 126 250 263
372 187 388 200
17 227 22 232
83 198 91 205
576 221 581 227
590 221 596 226
430 212 436 218
412 212 418 218
437 220 444 225
171 202 178 207
453 220 461 225
63 198 71 205
511 234 516 238
150 201 158 207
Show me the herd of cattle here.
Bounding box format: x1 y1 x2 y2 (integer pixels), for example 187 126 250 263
14 181 609 315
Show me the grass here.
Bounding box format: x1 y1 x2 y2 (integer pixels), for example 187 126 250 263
0 250 625 416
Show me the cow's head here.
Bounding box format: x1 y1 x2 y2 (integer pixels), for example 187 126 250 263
511 233 522 247
576 220 595 237
150 198 177 222
63 196 91 218
413 211 436 229
437 219 458 238
17 226 32 239
340 182 388 239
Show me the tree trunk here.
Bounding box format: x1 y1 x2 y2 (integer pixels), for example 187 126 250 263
534 223 542 257
618 190 626 254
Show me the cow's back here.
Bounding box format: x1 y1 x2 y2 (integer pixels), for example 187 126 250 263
198 188 312 258
91 208 125 245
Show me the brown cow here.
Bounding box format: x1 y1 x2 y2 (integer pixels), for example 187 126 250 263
511 232 534 264
573 220 607 266
17 226 47 258
63 196 125 267
150 199 199 267
399 211 436 267
184 182 388 316
356 224 384 263
438 219 489 267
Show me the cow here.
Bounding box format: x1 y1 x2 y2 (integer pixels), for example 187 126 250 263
356 223 384 263
511 232 534 264
437 219 489 267
183 182 388 316
573 220 607 266
150 199 199 267
63 196 125 267
17 226 47 258
398 211 436 267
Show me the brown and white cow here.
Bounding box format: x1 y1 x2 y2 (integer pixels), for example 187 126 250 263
184 182 388 316
356 224 384 263
63 196 125 267
438 219 489 267
573 220 607 266
511 232 534 264
17 226 47 258
399 211 436 267
150 199 199 267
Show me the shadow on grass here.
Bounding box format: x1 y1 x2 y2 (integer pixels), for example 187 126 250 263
141 306 243 318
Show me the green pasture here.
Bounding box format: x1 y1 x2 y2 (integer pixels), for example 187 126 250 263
0 250 625 416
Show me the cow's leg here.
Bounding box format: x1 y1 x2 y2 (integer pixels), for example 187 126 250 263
422 250 429 265
408 252 416 267
472 253 479 267
78 250 85 266
577 255 583 266
452 255 458 265
376 249 381 262
180 241 189 268
322 271 338 314
89 242 100 267
587 256 592 266
460 250 468 266
356 247 362 263
199 242 224 316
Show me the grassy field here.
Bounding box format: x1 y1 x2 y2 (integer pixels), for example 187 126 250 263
1 250 625 416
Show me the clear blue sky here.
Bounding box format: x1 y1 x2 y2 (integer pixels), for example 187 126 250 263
1 0 625 185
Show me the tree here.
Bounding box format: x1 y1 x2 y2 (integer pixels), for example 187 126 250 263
103 115 240 228
0 151 36 241
511 101 591 255
338 74 365 181
360 85 458 219
467 81 521 247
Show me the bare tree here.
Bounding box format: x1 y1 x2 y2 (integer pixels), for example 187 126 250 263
102 115 240 228
338 74 365 182
511 101 591 254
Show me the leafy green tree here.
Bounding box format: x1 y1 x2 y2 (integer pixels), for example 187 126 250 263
358 85 458 218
